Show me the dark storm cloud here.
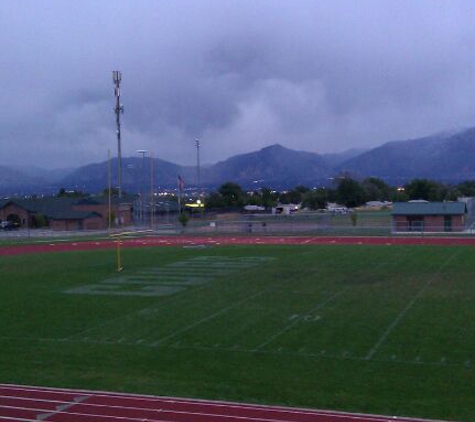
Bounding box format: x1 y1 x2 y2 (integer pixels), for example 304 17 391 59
2 0 475 168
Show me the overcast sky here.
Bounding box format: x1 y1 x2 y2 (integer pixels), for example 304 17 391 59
2 1 475 169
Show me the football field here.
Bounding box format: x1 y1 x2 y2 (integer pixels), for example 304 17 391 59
0 242 474 421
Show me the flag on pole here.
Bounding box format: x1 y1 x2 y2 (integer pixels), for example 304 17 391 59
177 175 185 212
178 175 185 192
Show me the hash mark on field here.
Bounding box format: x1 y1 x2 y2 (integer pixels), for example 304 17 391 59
253 288 349 351
3 336 471 368
365 251 459 361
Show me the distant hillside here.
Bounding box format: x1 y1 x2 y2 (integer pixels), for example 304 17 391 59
0 165 57 195
4 127 475 195
202 144 331 187
12 166 75 182
59 157 182 193
321 148 367 168
337 128 475 182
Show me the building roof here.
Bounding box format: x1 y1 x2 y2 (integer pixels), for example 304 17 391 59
49 211 102 221
0 198 78 214
392 202 467 216
0 195 134 215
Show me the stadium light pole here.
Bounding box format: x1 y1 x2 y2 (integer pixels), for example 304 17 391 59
195 138 201 191
112 71 124 199
137 149 147 226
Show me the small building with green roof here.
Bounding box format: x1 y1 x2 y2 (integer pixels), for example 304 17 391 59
391 201 467 232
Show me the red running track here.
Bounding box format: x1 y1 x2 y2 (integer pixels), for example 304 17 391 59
1 235 475 256
0 384 450 422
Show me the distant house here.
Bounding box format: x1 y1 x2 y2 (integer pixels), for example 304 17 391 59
243 205 266 212
391 202 467 232
365 201 392 209
0 196 133 231
272 203 300 215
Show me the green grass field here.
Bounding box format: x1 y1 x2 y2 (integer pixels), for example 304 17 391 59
0 244 474 421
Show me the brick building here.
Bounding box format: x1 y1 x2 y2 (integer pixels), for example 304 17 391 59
0 196 133 231
392 202 467 232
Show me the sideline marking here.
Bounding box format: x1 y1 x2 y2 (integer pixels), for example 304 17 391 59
0 335 471 369
365 252 459 360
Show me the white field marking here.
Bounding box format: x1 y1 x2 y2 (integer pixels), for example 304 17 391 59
365 251 460 361
253 288 349 351
0 402 404 422
288 314 321 322
62 283 211 340
64 256 274 298
36 394 90 421
0 383 452 422
299 238 316 244
65 284 185 297
150 288 271 346
165 342 470 369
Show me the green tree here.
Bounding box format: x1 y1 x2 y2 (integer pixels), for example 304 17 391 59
335 178 366 208
204 192 226 208
363 177 391 201
101 187 126 197
31 214 48 228
260 188 278 209
178 212 190 227
218 182 246 207
404 179 446 201
302 188 329 210
456 181 475 197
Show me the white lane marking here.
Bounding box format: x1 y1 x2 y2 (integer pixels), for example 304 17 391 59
36 394 90 420
0 383 448 422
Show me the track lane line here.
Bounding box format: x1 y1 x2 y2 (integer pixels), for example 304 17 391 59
0 385 449 422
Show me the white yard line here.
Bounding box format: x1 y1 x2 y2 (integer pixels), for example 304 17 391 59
151 289 270 346
62 285 206 341
253 288 349 351
365 251 459 361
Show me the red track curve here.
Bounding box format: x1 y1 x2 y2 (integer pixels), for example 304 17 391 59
0 384 450 422
1 235 475 257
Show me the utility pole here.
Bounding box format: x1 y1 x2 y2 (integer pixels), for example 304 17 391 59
112 71 124 198
195 138 201 192
137 149 147 225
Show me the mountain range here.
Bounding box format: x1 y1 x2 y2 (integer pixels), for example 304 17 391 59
2 127 475 195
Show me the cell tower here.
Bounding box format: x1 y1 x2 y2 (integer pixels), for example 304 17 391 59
112 71 124 198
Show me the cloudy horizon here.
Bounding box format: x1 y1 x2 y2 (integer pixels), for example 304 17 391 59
2 1 475 169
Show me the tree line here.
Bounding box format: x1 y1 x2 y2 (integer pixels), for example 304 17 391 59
205 178 475 210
